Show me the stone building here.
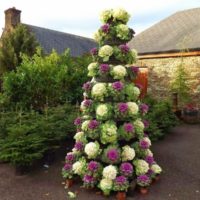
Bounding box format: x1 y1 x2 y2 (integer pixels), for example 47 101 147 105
1 7 96 57
129 8 200 106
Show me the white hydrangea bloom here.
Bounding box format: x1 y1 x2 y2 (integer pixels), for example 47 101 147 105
113 8 130 23
127 102 139 115
112 65 127 79
133 87 140 97
81 120 90 131
100 178 113 190
92 83 107 98
100 9 112 23
88 62 98 77
98 45 113 58
72 161 83 175
103 165 117 180
84 142 99 158
134 159 149 175
116 24 129 40
96 104 108 117
134 119 145 132
122 145 135 161
74 132 84 141
151 164 162 174
93 31 101 42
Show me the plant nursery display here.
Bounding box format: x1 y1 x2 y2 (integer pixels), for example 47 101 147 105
62 8 162 199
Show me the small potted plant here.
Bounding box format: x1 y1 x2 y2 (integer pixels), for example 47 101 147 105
150 164 162 183
113 176 129 200
136 174 151 194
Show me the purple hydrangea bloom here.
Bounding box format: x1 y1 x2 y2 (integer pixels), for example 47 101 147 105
74 141 84 151
143 120 150 128
100 64 109 73
120 162 133 176
83 175 95 183
137 174 150 183
112 81 124 91
90 47 98 55
65 153 74 162
131 66 139 73
83 99 92 107
115 176 127 184
82 82 92 91
107 149 119 161
88 120 99 130
140 104 149 114
139 139 150 149
124 123 134 133
145 155 155 165
74 117 82 126
88 161 99 171
119 44 130 54
63 163 72 171
101 24 110 33
118 103 128 113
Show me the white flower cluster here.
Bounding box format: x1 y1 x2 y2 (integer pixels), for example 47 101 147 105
93 31 101 43
74 131 84 142
91 83 107 100
96 104 108 118
112 65 127 79
127 102 139 115
133 87 140 97
151 164 162 174
99 178 113 192
134 119 145 133
98 45 113 61
134 159 149 175
72 160 85 175
88 62 98 77
81 120 90 131
100 9 112 23
103 165 117 180
131 49 138 61
122 145 135 161
84 142 100 159
116 24 129 40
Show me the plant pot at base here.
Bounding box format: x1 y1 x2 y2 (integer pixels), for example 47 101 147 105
139 187 148 195
66 179 73 188
116 191 126 200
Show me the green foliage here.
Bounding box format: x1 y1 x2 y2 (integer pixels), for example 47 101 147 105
144 96 179 141
0 24 39 74
0 104 77 166
1 49 92 110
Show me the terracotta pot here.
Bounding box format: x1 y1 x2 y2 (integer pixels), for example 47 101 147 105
66 179 73 188
116 192 126 200
139 187 148 195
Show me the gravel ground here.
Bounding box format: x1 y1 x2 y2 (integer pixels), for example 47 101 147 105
0 124 200 200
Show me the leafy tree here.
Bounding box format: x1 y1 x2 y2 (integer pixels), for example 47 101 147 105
0 24 39 75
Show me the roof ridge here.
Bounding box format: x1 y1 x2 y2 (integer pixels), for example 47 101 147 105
23 23 94 42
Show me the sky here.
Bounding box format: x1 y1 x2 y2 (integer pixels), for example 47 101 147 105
0 0 200 38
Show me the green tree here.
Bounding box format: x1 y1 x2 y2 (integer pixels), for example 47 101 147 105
0 24 39 75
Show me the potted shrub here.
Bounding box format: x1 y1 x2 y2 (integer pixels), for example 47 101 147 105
136 175 151 194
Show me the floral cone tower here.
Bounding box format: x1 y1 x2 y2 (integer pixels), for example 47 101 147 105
62 8 162 198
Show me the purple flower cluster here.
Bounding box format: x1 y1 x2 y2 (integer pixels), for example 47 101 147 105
63 163 72 171
74 117 82 126
147 169 154 176
124 123 134 133
112 81 124 91
120 162 133 176
119 44 130 54
65 153 75 163
90 47 98 55
115 176 127 184
88 161 99 172
82 82 92 91
137 174 150 184
131 66 139 74
101 24 110 33
143 120 150 128
88 120 99 130
139 139 150 149
145 155 155 165
74 141 84 151
100 64 109 73
107 149 119 161
83 174 95 183
140 103 149 114
83 99 92 107
118 103 128 113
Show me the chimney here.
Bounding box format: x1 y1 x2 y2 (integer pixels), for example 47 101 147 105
4 7 21 32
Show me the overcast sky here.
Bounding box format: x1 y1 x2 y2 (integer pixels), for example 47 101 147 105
0 0 200 38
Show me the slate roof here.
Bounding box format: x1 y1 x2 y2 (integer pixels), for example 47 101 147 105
129 8 200 55
24 24 96 57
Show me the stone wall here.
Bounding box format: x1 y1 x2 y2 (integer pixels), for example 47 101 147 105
136 56 200 107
